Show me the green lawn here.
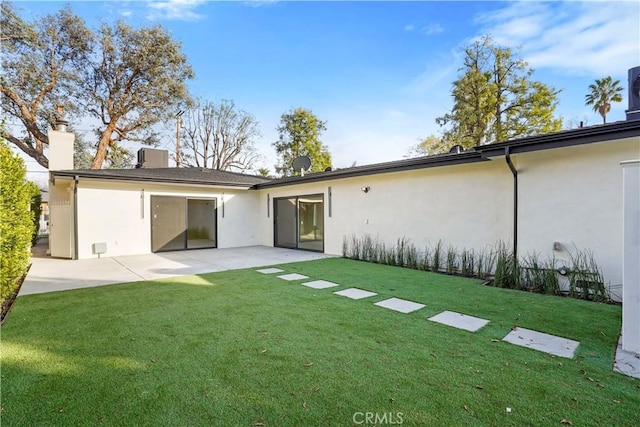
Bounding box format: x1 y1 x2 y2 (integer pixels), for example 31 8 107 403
2 258 638 426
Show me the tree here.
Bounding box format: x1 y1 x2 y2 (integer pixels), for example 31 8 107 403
257 167 272 178
1 3 92 168
85 21 194 168
406 135 447 157
103 143 135 169
273 108 332 176
1 3 194 169
585 76 624 124
0 1 36 44
73 129 94 169
180 99 261 172
436 35 562 150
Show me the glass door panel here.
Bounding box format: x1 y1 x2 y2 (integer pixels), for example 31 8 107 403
297 195 324 251
274 194 324 252
187 199 217 249
274 197 297 248
151 196 186 252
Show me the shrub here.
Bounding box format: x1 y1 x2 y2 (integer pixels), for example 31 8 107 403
445 245 458 274
430 239 443 273
520 253 558 294
493 241 519 289
460 248 475 277
1 132 34 309
342 234 608 303
568 247 608 302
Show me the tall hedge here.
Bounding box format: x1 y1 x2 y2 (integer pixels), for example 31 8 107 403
1 132 34 307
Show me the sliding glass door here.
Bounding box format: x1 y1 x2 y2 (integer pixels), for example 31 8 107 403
151 196 217 252
274 194 324 252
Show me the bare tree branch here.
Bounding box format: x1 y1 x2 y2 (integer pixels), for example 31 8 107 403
180 99 261 172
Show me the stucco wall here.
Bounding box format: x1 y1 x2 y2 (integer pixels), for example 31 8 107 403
258 161 514 256
515 137 640 296
48 179 74 259
257 136 639 295
64 133 638 293
75 180 260 259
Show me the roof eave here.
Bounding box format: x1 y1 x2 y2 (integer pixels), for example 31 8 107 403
50 171 258 189
476 120 640 158
254 152 485 189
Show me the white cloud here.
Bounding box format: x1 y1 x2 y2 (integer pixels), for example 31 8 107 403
316 103 446 168
387 109 406 118
244 0 281 8
404 49 461 96
421 23 444 35
146 0 206 21
405 23 443 35
475 1 640 77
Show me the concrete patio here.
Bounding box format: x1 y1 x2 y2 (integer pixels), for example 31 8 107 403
20 240 332 296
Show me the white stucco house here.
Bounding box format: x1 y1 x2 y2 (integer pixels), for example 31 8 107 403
48 118 639 282
46 66 640 353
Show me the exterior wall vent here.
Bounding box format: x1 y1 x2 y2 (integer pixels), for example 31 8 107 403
136 148 169 169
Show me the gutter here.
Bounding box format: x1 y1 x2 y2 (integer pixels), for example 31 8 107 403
505 148 518 259
476 119 640 157
73 175 79 260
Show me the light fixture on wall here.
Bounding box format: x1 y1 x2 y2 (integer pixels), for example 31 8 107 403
361 186 371 193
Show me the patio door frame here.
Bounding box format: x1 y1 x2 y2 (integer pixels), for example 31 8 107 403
273 193 324 253
150 195 218 253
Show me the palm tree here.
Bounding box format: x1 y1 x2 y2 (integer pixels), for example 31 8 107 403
585 76 624 124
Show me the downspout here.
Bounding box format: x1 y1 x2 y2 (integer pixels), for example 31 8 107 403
73 175 79 260
505 148 518 259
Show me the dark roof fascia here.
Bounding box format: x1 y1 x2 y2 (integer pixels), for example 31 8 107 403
50 170 257 189
254 151 485 189
476 120 640 158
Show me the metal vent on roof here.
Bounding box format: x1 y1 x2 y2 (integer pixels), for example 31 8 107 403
449 145 464 154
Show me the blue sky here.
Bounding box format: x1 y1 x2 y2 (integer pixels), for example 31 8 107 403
13 0 640 175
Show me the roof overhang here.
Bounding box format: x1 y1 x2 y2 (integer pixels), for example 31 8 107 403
475 119 640 158
49 170 257 190
254 151 486 189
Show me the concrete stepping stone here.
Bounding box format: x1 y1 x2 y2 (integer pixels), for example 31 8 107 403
256 268 284 274
277 273 309 281
374 297 425 314
428 310 489 332
502 327 579 358
302 280 340 289
334 288 378 300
